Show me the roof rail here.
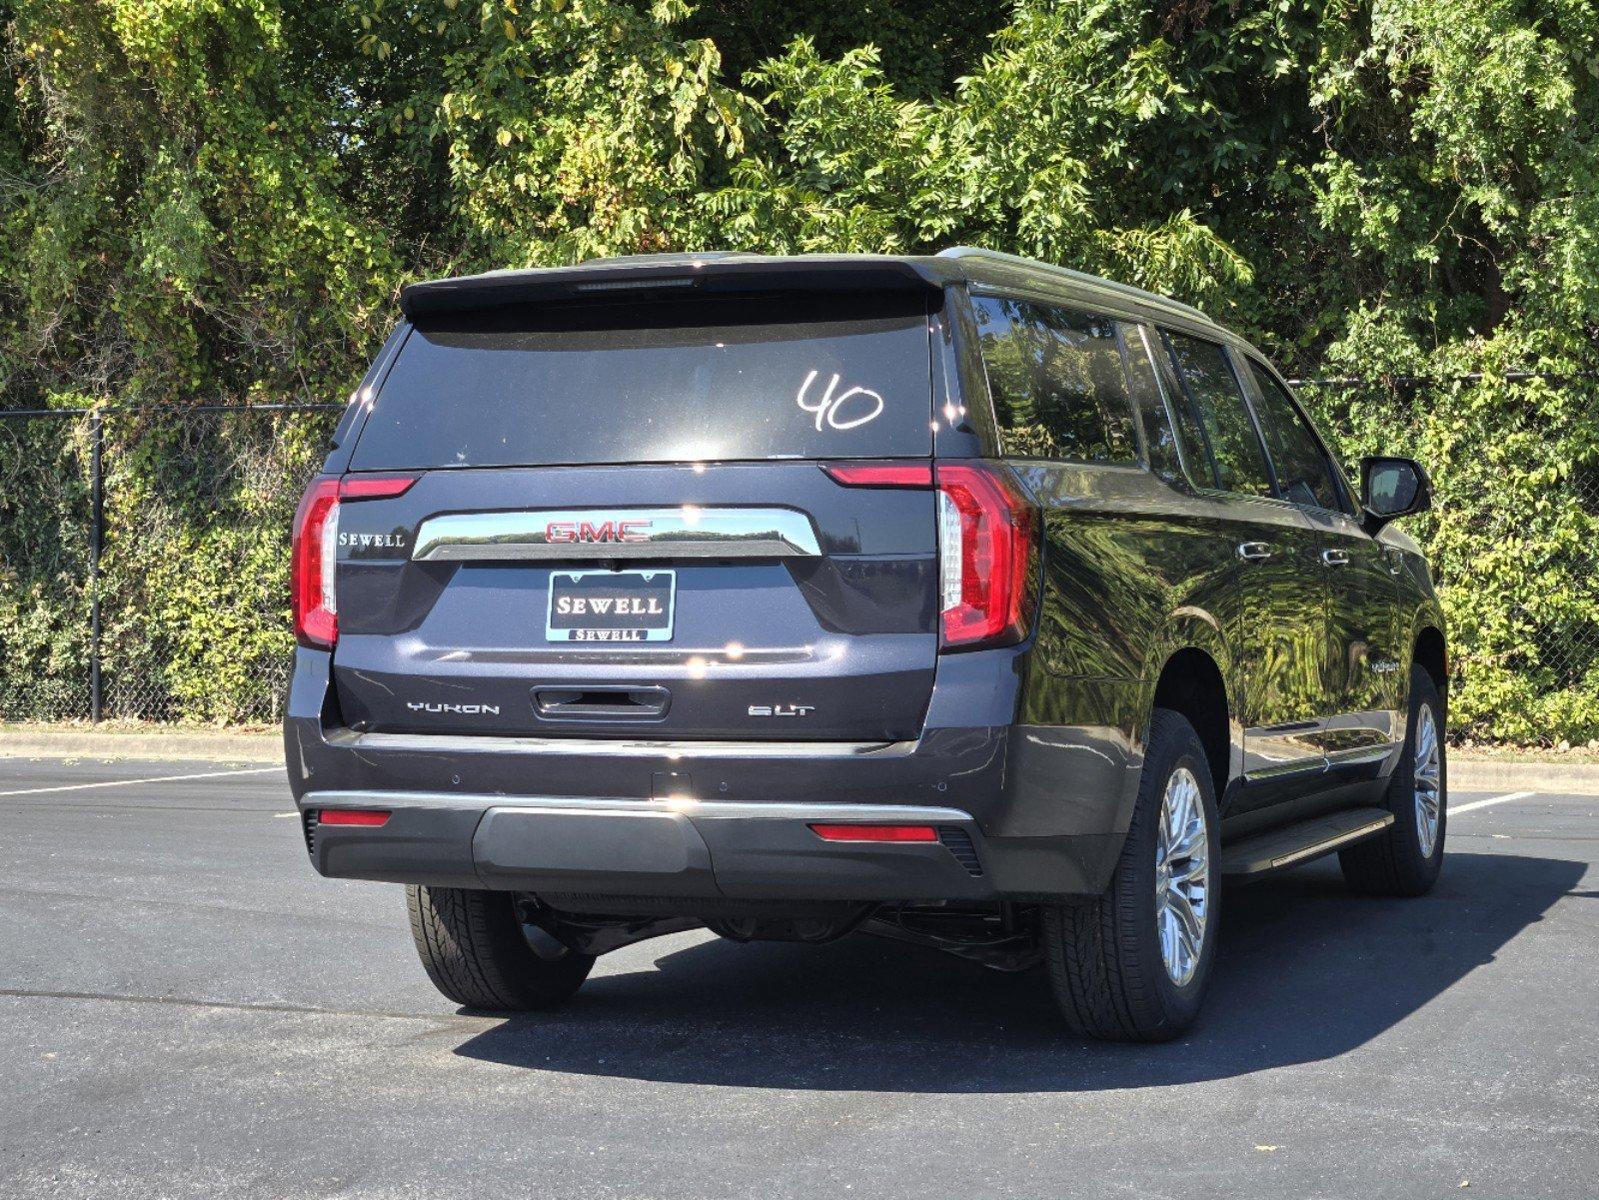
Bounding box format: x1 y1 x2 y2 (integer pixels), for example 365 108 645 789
935 246 1212 326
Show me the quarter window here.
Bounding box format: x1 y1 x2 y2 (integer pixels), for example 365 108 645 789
1245 360 1346 512
971 295 1138 463
1164 334 1273 498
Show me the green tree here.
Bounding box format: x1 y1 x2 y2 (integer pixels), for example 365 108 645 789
3 0 1597 739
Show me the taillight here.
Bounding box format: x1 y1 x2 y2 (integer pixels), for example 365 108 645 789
291 473 416 649
822 460 1037 650
935 463 1036 649
291 478 340 649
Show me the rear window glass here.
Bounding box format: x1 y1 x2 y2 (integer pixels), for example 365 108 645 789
350 294 932 469
970 294 1138 463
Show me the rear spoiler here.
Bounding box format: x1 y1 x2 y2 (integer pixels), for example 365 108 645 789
399 254 946 321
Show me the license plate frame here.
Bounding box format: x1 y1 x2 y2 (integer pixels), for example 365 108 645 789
545 570 676 644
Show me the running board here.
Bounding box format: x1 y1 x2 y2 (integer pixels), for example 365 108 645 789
1220 807 1394 877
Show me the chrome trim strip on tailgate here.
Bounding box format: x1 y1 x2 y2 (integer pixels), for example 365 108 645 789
304 789 970 823
343 731 914 759
412 507 822 562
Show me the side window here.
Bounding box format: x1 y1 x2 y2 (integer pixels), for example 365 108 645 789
1163 333 1273 498
1245 359 1346 513
1120 321 1198 485
971 295 1138 463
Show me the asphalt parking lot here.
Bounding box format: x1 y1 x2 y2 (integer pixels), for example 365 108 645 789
0 757 1594 1199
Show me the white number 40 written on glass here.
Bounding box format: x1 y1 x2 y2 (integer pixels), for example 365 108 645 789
796 369 885 432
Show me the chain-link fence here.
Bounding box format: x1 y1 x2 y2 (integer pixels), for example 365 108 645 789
1296 372 1599 742
1507 457 1599 695
0 404 339 725
3 392 1598 739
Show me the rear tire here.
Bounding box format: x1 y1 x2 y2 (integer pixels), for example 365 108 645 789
1041 708 1221 1042
406 886 594 1011
1339 665 1446 896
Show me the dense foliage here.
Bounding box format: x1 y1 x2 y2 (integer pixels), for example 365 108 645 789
3 0 1598 738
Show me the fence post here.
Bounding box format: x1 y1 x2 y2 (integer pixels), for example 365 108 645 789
89 409 103 724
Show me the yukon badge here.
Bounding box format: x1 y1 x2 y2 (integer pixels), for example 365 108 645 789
407 701 501 716
748 703 815 718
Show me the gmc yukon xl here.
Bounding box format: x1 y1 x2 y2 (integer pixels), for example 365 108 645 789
284 248 1446 1041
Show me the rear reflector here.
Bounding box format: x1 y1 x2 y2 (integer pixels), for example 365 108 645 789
317 808 391 827
809 823 938 843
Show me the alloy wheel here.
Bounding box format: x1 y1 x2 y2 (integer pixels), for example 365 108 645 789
1154 766 1209 986
1413 702 1443 857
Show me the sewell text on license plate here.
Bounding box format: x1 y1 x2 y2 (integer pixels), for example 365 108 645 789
546 570 676 643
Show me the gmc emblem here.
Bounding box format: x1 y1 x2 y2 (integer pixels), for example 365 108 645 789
545 519 653 544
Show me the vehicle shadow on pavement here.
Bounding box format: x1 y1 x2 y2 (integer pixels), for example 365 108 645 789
452 850 1583 1092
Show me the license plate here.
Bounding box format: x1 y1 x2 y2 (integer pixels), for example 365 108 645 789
546 570 676 643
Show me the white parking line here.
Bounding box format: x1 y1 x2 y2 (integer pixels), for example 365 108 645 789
1451 790 1536 816
0 766 282 798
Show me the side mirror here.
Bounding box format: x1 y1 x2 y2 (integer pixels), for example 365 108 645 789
1361 455 1432 532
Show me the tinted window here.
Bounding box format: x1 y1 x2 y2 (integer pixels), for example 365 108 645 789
1245 360 1345 511
1121 322 1187 483
350 294 932 469
971 295 1137 463
1164 334 1272 497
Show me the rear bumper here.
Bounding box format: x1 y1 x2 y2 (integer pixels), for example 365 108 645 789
293 774 1128 901
286 648 1142 899
300 791 1016 903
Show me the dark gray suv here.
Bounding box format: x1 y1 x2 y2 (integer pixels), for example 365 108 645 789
285 247 1446 1041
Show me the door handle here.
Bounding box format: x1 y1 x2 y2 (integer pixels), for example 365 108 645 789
1237 542 1274 562
1321 549 1350 567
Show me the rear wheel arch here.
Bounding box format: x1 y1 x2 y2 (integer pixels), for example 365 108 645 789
1150 647 1231 799
1414 624 1447 700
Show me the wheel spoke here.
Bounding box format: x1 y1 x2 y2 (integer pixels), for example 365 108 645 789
1168 886 1203 945
1172 815 1201 859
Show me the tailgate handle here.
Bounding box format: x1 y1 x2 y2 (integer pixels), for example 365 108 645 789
532 684 670 721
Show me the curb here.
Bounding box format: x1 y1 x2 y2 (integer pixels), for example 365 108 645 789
1451 756 1599 796
0 727 282 764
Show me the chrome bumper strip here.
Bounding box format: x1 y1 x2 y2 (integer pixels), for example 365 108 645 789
344 731 913 758
304 789 972 824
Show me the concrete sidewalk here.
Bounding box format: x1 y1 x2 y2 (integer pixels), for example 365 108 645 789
5 721 1599 793
0 724 280 764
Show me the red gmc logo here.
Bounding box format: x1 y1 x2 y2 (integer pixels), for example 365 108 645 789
545 519 653 544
